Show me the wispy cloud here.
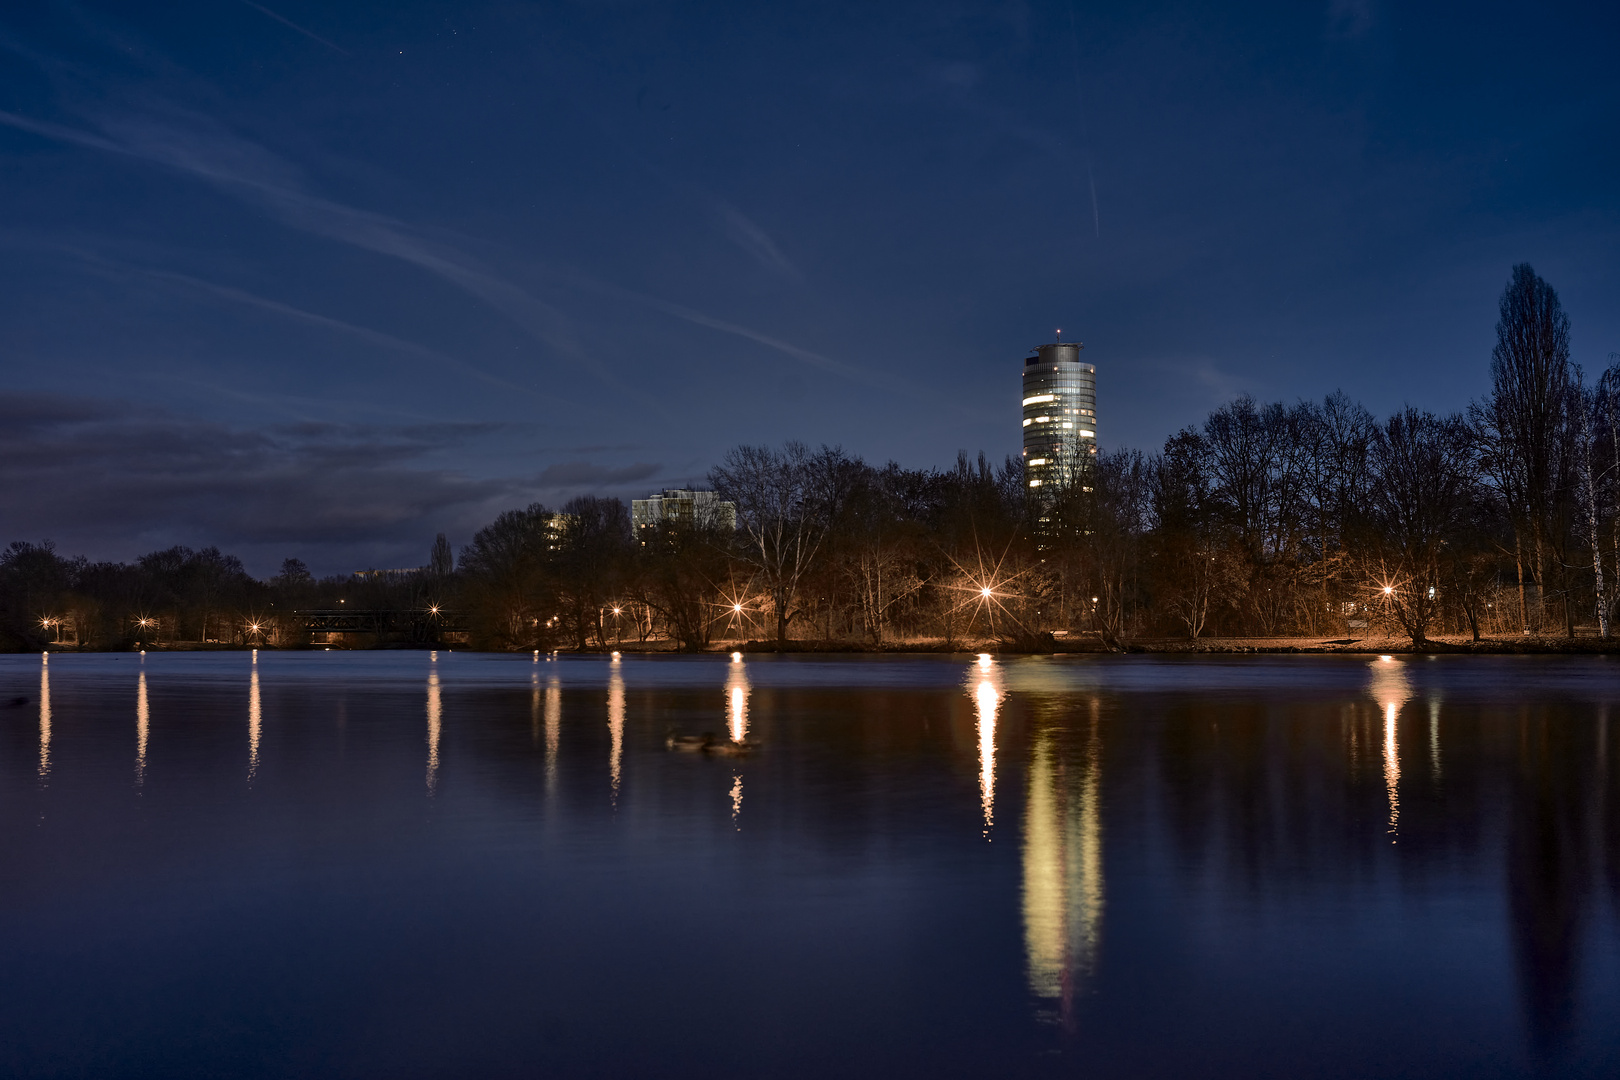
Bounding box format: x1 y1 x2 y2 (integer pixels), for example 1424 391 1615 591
535 461 659 488
235 0 348 55
0 103 643 405
46 244 579 412
0 54 940 415
0 392 515 572
1325 0 1375 40
1141 355 1254 406
716 202 799 279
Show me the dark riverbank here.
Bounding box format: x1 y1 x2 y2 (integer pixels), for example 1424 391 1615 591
21 633 1620 656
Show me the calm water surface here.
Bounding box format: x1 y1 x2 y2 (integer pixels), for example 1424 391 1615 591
2 651 1618 1078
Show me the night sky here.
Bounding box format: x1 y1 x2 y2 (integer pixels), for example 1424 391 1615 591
2 1 1616 575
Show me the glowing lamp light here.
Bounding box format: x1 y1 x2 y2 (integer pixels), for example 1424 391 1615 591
612 607 622 615
980 587 992 598
733 603 743 613
429 605 439 614
1381 586 1393 595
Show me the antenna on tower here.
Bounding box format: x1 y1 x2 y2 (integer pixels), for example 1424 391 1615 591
1055 328 1062 342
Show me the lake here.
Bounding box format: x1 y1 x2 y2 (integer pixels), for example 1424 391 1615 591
2 651 1617 1078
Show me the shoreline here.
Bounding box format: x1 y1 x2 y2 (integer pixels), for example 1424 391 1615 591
17 634 1620 657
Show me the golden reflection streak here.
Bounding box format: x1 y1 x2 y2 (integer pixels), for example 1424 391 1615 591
1428 696 1441 780
1368 658 1409 843
608 664 625 803
974 678 998 833
426 662 442 796
1023 742 1063 998
136 670 149 786
1383 705 1400 840
730 773 743 827
530 671 542 747
1022 702 1104 1024
248 665 262 783
38 657 51 780
545 673 561 793
726 662 750 743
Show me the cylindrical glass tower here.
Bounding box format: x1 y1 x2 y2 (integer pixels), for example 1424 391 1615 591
1021 342 1096 497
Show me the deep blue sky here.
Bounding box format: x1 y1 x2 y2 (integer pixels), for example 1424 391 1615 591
2 0 1616 574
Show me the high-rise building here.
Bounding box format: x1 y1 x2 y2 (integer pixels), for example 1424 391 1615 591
1021 342 1097 496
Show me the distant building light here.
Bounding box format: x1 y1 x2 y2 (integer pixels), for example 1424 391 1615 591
1022 419 1033 427
1022 394 1056 406
1078 429 1095 437
1027 458 1047 466
1029 479 1042 487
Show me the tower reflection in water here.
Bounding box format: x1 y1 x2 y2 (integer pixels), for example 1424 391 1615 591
1021 697 1104 1028
1368 657 1411 842
545 673 561 794
608 659 624 803
426 654 441 795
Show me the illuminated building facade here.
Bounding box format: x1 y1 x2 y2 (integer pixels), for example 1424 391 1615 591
1021 342 1097 498
631 488 737 541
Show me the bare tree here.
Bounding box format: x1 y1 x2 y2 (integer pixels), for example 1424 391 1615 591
710 442 850 644
429 533 454 578
1366 408 1477 646
458 504 555 649
1573 368 1610 637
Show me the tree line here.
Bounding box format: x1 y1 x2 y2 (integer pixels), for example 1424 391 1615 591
4 263 1614 651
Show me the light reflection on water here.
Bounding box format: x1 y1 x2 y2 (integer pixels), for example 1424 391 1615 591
135 669 149 786
1022 697 1104 1026
248 664 262 783
1369 657 1411 842
2 651 1618 1078
37 656 50 780
607 661 624 802
544 672 560 793
726 662 749 744
425 659 441 795
968 658 1000 835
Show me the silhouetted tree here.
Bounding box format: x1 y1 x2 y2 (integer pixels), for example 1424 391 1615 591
1364 408 1476 645
1480 263 1575 632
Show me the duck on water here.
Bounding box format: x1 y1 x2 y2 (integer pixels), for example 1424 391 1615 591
665 732 756 757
